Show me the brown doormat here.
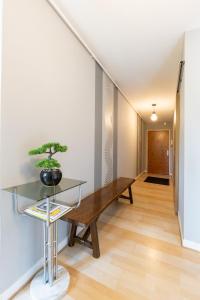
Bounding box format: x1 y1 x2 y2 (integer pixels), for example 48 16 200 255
144 176 169 186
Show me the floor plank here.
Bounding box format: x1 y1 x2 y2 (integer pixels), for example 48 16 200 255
13 173 200 300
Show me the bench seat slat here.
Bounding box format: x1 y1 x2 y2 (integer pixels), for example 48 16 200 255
62 177 135 225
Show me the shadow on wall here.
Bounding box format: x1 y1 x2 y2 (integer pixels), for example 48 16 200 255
20 157 40 183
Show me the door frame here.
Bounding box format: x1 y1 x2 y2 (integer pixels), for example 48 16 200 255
146 129 171 175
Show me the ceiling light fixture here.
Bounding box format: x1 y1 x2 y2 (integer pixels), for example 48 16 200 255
150 104 158 121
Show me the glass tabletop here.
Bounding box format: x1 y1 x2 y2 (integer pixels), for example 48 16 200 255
5 178 86 201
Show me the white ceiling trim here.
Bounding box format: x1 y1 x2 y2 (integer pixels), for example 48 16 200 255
46 0 143 119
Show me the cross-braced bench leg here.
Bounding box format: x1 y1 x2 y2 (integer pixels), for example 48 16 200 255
82 226 91 241
67 220 100 258
68 221 77 247
90 220 100 258
119 185 134 204
128 186 133 204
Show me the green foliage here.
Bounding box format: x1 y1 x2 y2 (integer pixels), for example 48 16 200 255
35 158 60 169
29 143 67 156
28 142 68 169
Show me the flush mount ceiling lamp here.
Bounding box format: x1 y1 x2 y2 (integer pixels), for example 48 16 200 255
150 104 158 121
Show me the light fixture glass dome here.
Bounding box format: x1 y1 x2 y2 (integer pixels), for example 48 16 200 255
150 111 158 121
150 104 158 121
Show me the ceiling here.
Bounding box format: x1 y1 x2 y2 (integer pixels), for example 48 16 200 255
52 0 200 122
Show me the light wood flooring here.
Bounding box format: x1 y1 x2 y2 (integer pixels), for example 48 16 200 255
13 173 200 300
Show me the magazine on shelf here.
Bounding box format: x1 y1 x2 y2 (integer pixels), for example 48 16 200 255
24 200 72 222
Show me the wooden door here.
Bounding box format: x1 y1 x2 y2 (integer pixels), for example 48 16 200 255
148 130 169 175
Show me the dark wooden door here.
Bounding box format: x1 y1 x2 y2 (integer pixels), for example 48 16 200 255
148 130 169 175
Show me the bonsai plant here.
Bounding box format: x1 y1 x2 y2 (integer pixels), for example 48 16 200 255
29 142 68 186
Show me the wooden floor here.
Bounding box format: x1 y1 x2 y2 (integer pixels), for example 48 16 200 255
14 173 200 300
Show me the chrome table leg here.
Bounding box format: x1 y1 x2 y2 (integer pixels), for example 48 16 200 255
53 221 58 280
43 222 48 284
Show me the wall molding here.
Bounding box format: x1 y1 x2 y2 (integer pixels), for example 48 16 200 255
1 237 68 300
178 212 200 252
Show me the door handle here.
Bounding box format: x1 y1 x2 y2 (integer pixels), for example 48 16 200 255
167 150 169 157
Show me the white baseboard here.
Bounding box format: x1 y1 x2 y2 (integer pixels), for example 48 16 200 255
178 212 200 252
1 258 43 300
178 212 183 243
58 237 68 253
1 237 68 300
135 170 146 180
182 239 200 252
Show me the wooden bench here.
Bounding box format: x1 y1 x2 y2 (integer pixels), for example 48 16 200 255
62 177 135 258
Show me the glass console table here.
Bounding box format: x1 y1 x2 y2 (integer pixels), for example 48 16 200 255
5 178 86 300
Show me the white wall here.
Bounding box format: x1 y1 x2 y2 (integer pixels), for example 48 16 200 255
0 0 141 296
1 0 95 190
102 73 114 185
179 28 200 249
117 92 138 178
0 0 2 184
0 0 3 293
178 63 185 232
0 0 95 294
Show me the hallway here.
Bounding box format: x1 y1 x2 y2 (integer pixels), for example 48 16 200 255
14 174 200 300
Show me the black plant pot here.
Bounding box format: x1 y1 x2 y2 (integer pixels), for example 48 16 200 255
40 169 62 186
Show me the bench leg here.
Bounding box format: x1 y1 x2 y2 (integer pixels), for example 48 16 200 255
82 226 91 241
119 185 134 204
128 186 133 204
68 221 77 247
90 220 100 258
